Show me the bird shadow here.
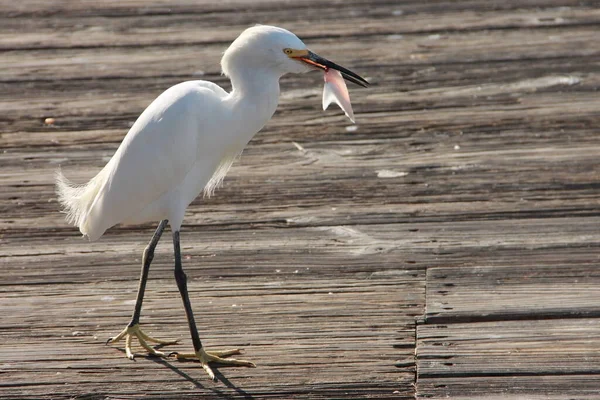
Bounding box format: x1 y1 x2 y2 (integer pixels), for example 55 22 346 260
151 357 255 399
213 368 255 400
112 347 254 399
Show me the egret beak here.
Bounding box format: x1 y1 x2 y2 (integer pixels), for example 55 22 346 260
291 50 369 88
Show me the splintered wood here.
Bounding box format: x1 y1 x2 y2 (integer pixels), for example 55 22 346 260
1 0 600 399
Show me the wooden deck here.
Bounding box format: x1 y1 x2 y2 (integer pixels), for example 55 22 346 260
1 0 600 398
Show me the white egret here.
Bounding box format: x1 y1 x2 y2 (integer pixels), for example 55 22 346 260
56 25 367 381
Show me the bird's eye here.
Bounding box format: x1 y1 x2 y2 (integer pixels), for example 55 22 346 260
283 48 293 55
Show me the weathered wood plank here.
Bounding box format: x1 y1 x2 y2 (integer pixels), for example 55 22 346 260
3 217 600 288
416 319 600 397
425 266 600 323
2 3 599 50
5 138 600 217
2 0 596 15
417 375 600 399
3 25 598 85
417 265 600 397
0 276 422 399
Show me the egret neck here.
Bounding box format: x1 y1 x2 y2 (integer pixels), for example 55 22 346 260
226 66 281 139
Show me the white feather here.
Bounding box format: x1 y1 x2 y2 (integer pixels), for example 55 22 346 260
55 166 108 234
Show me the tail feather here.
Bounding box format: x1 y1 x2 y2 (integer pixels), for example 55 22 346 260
55 168 106 239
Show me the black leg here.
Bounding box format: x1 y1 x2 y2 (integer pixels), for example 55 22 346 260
107 220 178 358
170 229 254 380
128 219 168 326
172 230 204 352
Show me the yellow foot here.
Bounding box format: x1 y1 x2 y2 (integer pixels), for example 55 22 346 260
107 324 179 360
172 348 256 380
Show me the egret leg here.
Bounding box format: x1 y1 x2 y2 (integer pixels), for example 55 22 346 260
107 220 179 359
170 230 255 381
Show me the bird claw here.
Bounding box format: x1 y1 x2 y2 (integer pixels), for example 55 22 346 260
172 348 256 381
107 324 178 359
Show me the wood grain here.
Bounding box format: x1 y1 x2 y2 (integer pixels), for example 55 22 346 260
416 319 600 398
1 277 421 399
418 265 600 398
417 375 600 399
2 0 600 398
425 265 600 323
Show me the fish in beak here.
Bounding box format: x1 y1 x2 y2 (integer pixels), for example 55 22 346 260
323 68 355 123
285 48 367 123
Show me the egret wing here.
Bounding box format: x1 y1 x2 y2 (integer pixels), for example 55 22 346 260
81 81 227 239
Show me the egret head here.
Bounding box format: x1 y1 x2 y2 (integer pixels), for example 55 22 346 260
222 25 368 87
